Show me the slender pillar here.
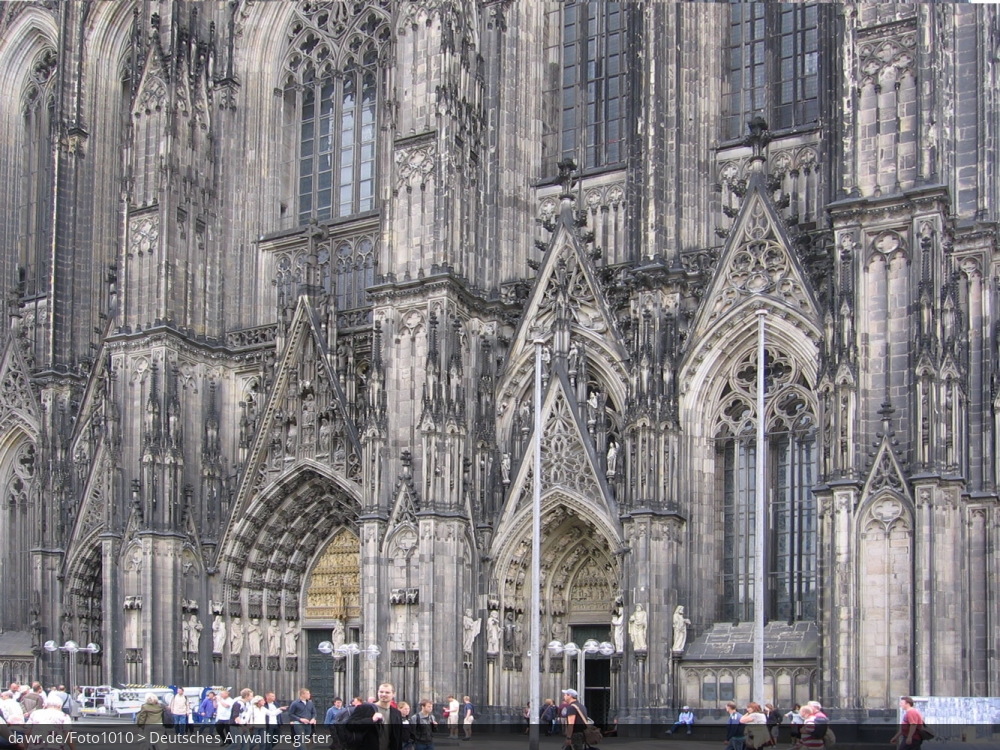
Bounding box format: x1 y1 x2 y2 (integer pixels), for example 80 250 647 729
529 339 543 750
754 308 767 702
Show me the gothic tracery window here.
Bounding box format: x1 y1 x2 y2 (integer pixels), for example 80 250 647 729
19 49 57 299
281 5 389 226
716 348 817 623
561 1 628 170
722 3 820 141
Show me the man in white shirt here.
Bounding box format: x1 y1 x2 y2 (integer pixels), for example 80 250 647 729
0 692 24 723
260 693 287 750
169 688 191 735
215 690 234 745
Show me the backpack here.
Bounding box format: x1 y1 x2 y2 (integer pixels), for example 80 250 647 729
811 716 828 740
334 705 367 750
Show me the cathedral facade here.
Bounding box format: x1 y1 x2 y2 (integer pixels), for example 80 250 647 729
0 0 998 723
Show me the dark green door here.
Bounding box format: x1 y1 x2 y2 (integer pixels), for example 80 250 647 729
571 625 612 727
306 630 335 711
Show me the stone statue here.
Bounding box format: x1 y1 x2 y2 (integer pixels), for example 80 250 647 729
611 605 625 653
229 616 244 654
187 614 203 653
514 613 525 653
503 611 515 652
212 615 226 654
606 440 618 476
672 605 692 653
550 616 565 643
628 604 648 652
462 609 481 654
247 618 263 656
331 618 346 649
486 610 501 654
267 619 282 657
284 621 299 657
501 453 511 484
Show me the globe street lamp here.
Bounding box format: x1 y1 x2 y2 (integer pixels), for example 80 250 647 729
44 640 100 699
318 642 381 700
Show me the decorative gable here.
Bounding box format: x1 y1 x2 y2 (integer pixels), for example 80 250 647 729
694 181 820 335
0 334 41 437
233 299 362 517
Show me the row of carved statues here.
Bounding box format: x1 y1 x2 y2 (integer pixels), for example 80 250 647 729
464 604 691 655
122 597 691 659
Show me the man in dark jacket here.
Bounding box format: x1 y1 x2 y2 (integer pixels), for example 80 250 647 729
288 688 317 739
345 683 403 750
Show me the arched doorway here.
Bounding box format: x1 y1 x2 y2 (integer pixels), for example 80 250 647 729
492 496 621 720
302 528 361 710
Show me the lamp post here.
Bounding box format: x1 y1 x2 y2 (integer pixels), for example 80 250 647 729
44 640 100 697
547 639 614 698
318 642 381 701
529 337 544 750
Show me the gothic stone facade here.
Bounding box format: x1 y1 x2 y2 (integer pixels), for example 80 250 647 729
0 0 998 721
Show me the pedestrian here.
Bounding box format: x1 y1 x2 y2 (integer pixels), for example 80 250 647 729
461 696 474 741
785 705 803 746
345 682 404 750
890 697 926 750
135 693 165 750
540 699 557 736
741 702 769 750
169 687 191 735
794 705 825 750
411 700 437 750
232 688 255 750
261 692 286 750
288 688 317 739
24 695 75 750
398 702 413 750
522 701 531 734
667 706 695 735
725 702 746 750
215 690 234 745
0 692 23 724
445 695 460 739
18 686 43 719
561 689 588 750
199 691 217 728
766 704 782 746
325 697 347 725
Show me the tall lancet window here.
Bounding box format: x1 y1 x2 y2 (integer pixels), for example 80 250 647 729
19 49 58 299
722 3 820 141
716 347 817 623
561 0 628 170
281 6 389 226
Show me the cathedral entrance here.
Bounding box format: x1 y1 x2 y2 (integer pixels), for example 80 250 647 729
572 625 612 727
302 528 361 707
492 496 622 707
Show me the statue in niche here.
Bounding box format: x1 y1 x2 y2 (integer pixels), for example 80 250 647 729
514 613 525 653
212 615 226 654
606 440 619 477
247 618 263 656
611 606 625 653
267 620 282 657
672 605 691 653
501 453 511 485
550 617 566 644
628 604 648 652
331 619 346 650
567 341 581 374
462 609 481 655
284 621 300 657
185 614 203 653
486 610 501 654
229 616 245 655
503 611 516 652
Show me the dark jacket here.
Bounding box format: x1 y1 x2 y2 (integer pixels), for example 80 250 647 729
289 699 316 724
727 713 746 740
566 701 588 735
19 692 43 717
346 703 403 750
410 713 436 743
137 703 166 727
